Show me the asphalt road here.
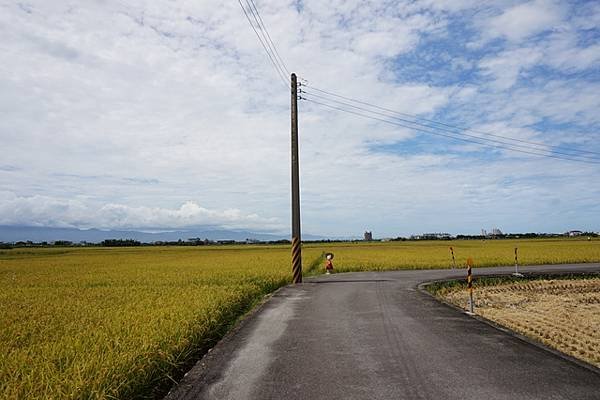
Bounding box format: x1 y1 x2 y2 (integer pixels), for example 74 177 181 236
166 264 600 400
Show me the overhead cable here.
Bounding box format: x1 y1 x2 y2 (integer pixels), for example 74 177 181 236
303 84 600 157
300 96 600 164
246 0 290 75
243 0 289 80
237 0 288 87
301 90 600 161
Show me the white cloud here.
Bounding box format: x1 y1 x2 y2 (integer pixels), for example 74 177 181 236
351 14 435 58
473 79 600 128
484 0 565 42
471 1 598 95
479 47 543 89
0 0 598 237
543 31 600 72
416 0 481 13
0 192 282 231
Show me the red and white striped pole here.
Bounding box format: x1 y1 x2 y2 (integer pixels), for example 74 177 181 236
466 257 474 314
513 247 523 277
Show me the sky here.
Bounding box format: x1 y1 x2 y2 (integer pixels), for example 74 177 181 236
1 0 599 238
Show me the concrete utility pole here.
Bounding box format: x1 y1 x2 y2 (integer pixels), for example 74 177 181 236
291 73 302 284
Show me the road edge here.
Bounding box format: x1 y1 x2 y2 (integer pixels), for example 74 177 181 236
162 284 289 400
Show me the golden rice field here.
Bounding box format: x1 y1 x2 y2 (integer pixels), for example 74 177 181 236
318 237 600 271
0 245 322 399
439 277 600 368
1 238 599 399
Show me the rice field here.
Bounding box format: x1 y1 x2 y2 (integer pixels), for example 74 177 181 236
438 276 600 368
1 238 599 399
0 245 322 399
310 237 600 272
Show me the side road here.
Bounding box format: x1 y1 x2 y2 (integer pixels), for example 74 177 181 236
165 263 600 400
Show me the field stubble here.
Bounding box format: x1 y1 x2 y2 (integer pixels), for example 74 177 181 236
439 277 600 368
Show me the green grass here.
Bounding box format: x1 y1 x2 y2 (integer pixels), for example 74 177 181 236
1 238 599 398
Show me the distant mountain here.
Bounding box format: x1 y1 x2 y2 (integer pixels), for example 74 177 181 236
0 225 323 243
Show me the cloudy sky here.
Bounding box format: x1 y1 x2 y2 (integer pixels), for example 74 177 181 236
1 0 599 237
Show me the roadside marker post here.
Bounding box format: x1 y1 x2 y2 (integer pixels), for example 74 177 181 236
466 257 474 315
449 246 456 269
512 247 523 277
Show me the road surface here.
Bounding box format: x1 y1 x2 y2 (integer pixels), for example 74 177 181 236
166 264 600 400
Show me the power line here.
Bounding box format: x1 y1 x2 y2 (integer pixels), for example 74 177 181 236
303 84 600 157
246 0 290 76
237 0 288 87
304 83 600 156
301 89 600 161
243 0 289 81
302 95 600 164
234 2 597 163
300 96 600 164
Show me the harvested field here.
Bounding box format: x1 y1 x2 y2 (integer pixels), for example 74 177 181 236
440 277 600 368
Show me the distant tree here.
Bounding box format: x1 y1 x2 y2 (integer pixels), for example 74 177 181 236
187 238 205 246
101 239 141 247
267 239 291 244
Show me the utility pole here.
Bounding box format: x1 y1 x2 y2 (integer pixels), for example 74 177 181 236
291 73 302 284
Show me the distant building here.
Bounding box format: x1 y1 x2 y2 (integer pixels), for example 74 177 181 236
491 228 503 236
364 231 373 241
481 228 503 237
566 230 583 237
420 232 454 240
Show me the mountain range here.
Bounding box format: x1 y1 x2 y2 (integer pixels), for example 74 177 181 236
0 225 324 243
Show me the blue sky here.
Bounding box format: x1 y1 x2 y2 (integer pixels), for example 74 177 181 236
0 0 599 237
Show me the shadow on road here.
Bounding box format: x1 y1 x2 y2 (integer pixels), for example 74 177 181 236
309 279 393 284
